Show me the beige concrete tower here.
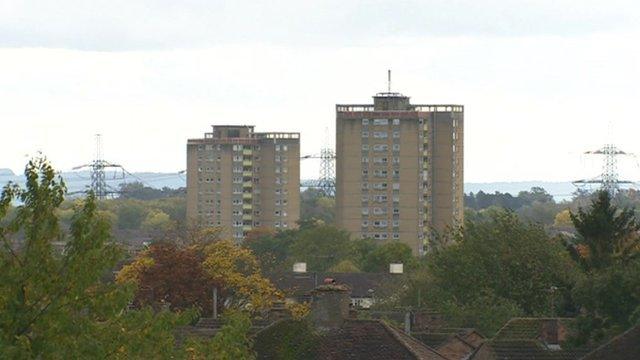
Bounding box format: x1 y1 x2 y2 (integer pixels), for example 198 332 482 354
335 91 463 255
187 125 300 241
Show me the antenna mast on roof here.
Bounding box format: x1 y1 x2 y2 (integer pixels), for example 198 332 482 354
388 69 391 93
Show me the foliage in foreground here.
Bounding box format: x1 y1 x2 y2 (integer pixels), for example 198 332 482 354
0 158 256 359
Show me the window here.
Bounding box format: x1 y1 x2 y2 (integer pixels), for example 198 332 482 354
392 144 400 151
373 183 387 190
373 157 388 164
361 195 369 201
392 233 400 239
373 144 388 152
393 119 400 125
362 169 369 176
362 144 369 151
393 157 400 164
361 183 369 190
373 207 386 215
282 145 288 151
393 220 400 227
361 220 369 227
275 145 281 151
275 210 281 216
362 119 369 125
373 119 388 125
361 157 369 163
373 131 388 138
361 208 369 215
362 131 369 138
392 183 400 190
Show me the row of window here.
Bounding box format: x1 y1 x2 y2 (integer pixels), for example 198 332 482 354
362 233 401 240
361 157 401 164
361 183 401 190
361 144 401 151
362 131 401 139
362 119 402 126
361 220 400 227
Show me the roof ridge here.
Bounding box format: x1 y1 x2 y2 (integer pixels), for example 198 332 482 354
380 321 451 360
580 323 640 359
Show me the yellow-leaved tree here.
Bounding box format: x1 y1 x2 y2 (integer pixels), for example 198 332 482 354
202 240 281 311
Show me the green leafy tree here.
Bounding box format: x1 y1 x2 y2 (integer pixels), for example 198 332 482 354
400 210 578 336
362 242 416 273
184 310 255 360
570 259 640 346
0 158 192 358
116 199 148 230
289 225 353 272
570 190 640 270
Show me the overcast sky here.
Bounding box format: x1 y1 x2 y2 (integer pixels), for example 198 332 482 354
2 0 640 182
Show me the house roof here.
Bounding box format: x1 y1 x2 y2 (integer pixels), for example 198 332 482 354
471 340 587 360
468 318 591 360
580 324 640 360
254 319 449 360
493 318 574 341
268 272 396 298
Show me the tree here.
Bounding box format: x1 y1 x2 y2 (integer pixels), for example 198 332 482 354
569 258 640 346
289 225 353 272
570 190 640 270
116 199 148 229
399 210 578 336
184 310 255 360
141 209 176 233
362 242 416 273
202 240 280 311
117 242 216 315
0 158 191 358
327 259 361 273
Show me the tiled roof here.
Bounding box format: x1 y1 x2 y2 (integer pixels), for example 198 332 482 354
580 324 640 360
468 318 591 360
254 319 449 360
494 318 573 341
472 340 587 360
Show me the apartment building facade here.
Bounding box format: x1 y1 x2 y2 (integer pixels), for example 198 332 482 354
186 125 300 240
336 92 463 254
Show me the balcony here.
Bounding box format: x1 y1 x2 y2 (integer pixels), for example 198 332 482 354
242 204 253 210
242 214 253 221
242 149 252 156
243 171 252 177
243 182 253 188
243 193 252 199
243 160 252 167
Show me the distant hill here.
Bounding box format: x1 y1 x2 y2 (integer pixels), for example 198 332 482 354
0 170 577 201
0 168 15 176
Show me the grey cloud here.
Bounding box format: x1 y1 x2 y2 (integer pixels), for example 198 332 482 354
0 0 638 51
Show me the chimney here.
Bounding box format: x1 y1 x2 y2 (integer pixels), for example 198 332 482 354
389 263 404 274
309 281 351 333
293 262 307 273
539 319 567 349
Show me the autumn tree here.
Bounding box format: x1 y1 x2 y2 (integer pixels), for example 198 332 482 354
117 242 216 315
202 240 280 311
